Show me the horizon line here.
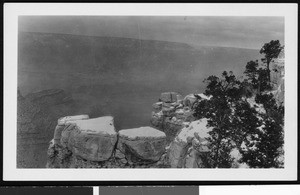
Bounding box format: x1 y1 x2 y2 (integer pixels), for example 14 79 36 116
19 30 260 51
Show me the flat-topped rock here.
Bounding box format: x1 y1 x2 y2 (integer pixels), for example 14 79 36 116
61 116 117 161
119 126 166 140
118 126 167 162
58 115 89 125
66 116 116 135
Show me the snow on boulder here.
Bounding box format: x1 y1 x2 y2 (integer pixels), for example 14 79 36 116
58 115 89 125
118 126 167 162
61 116 117 161
53 115 89 145
167 118 212 168
177 118 212 142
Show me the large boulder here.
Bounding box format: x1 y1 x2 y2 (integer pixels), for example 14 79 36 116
60 116 118 161
167 118 211 168
53 115 89 145
118 127 167 162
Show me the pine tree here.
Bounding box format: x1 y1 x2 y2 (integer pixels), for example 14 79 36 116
238 86 284 168
193 40 285 168
260 40 284 84
193 71 243 167
193 72 284 168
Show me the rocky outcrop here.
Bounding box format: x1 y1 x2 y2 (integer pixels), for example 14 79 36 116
118 127 166 163
150 92 209 143
159 92 182 103
45 92 217 169
167 118 211 168
270 49 284 105
47 116 169 168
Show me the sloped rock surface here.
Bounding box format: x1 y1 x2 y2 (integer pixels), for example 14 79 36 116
118 127 167 162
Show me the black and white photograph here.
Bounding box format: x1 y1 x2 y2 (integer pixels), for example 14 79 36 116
3 3 297 182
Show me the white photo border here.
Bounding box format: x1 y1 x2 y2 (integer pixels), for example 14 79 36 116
3 3 298 181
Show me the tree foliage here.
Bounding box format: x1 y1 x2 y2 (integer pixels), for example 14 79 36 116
244 60 272 94
239 94 284 168
193 71 244 167
260 40 284 83
193 40 284 168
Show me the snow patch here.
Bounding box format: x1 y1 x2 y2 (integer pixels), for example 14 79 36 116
196 93 212 100
119 126 166 139
58 114 89 125
66 116 116 135
177 118 213 143
246 97 266 114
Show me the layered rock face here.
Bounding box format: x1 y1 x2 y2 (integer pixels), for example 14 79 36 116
149 92 213 168
150 92 210 143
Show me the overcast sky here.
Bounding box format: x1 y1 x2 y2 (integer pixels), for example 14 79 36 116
19 16 284 49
